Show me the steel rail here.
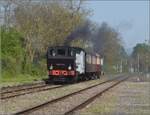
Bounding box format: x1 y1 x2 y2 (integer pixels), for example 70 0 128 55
1 84 47 94
1 82 45 91
1 75 101 94
1 77 102 100
14 75 126 115
0 85 65 100
0 77 100 100
64 76 129 115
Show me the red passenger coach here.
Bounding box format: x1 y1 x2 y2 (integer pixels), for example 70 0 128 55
46 46 102 83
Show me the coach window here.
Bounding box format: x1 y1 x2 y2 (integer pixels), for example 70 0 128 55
89 55 92 64
86 55 91 64
96 56 100 64
92 56 96 64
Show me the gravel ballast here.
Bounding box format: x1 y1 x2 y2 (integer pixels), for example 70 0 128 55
26 81 116 114
0 74 125 114
0 76 105 114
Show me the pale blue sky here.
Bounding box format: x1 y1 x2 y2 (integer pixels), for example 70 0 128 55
85 0 149 50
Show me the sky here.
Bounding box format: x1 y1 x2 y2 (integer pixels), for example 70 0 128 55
85 0 149 51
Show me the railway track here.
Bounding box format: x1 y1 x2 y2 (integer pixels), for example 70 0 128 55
64 76 129 115
0 84 65 100
0 77 102 100
1 81 45 91
1 83 47 94
14 75 129 115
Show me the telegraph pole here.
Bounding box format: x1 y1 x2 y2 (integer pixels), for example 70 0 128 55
120 59 123 73
137 53 140 73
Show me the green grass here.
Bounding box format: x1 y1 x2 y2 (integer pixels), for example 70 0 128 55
0 74 47 87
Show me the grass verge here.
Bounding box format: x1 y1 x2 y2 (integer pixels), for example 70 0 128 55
0 74 47 87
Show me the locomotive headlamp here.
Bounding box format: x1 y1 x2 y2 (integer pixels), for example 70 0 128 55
50 64 53 70
68 65 72 70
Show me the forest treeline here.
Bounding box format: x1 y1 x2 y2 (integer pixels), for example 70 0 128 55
1 0 149 79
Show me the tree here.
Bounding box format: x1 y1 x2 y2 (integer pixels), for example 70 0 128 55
12 0 87 70
92 22 126 72
131 43 150 72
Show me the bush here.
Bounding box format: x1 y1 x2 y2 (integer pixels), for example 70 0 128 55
1 27 24 77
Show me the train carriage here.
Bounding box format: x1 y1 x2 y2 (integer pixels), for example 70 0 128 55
46 46 102 83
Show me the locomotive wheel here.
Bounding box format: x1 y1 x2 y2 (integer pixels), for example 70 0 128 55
91 75 95 80
85 77 89 81
92 74 98 79
97 73 100 79
94 74 98 79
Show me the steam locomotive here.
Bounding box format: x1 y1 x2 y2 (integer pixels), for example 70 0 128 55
46 46 103 83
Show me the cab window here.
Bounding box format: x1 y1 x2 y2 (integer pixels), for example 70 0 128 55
57 49 66 56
